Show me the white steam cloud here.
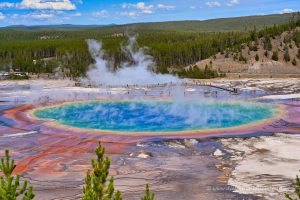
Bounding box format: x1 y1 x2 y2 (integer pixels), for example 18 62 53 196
82 36 179 86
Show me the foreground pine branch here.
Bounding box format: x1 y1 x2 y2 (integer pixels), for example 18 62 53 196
0 149 35 200
285 170 300 200
82 143 123 200
141 184 155 200
82 143 155 200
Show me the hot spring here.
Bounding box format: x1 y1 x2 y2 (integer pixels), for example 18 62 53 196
33 101 277 133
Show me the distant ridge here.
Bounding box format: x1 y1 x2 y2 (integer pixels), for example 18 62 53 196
115 13 298 32
1 12 298 32
1 24 116 31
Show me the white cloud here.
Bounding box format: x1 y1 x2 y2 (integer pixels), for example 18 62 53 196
72 12 82 17
30 13 54 19
93 10 108 18
121 2 176 16
227 0 239 6
121 3 127 9
141 9 152 14
122 2 154 14
120 11 138 18
135 2 154 14
0 12 5 20
0 2 15 9
190 6 196 9
157 4 176 10
11 14 19 19
10 11 55 20
206 1 221 7
3 10 83 25
18 10 79 20
19 0 76 10
279 8 295 14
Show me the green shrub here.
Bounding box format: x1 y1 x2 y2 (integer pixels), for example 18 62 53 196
263 36 272 51
233 54 238 61
284 49 291 62
9 73 29 80
264 51 269 57
225 52 229 58
292 58 297 66
177 65 219 79
249 43 258 51
272 51 279 61
238 54 247 63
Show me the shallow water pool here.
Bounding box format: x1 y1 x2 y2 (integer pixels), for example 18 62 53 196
34 101 276 132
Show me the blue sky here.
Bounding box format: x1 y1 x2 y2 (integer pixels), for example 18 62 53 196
0 0 299 26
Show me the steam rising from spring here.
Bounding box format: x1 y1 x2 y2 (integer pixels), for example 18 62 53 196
83 36 179 86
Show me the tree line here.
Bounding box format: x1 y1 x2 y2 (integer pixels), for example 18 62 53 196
0 13 299 79
0 31 248 78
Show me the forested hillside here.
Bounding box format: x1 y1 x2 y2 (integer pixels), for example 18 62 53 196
0 12 299 79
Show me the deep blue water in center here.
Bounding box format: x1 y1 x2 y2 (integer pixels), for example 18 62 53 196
34 101 276 132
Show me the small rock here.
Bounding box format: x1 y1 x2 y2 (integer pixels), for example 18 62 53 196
213 149 223 157
183 139 198 147
137 151 153 159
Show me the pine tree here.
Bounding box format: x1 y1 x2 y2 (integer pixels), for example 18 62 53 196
264 51 269 58
292 58 297 66
82 143 122 200
233 54 238 61
141 184 155 200
0 149 35 200
250 26 257 41
285 170 300 200
238 54 247 63
272 51 279 61
284 48 291 62
263 36 272 51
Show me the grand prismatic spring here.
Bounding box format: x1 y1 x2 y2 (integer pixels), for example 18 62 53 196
1 79 300 200
33 100 276 133
1 39 300 200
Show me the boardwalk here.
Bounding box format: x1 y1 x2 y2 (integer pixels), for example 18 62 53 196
76 81 240 94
